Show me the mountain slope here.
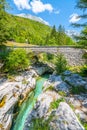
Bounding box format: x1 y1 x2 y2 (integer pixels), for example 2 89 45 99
6 13 51 45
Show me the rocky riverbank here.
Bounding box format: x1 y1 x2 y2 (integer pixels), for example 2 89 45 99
0 69 37 130
0 64 53 130
0 67 87 130
24 70 87 130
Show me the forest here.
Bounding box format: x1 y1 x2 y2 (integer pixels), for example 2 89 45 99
0 0 77 46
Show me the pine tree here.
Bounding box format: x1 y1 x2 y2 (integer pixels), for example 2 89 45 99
72 0 87 46
50 25 57 38
57 25 66 45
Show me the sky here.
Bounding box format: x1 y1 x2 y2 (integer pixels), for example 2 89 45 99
6 0 85 34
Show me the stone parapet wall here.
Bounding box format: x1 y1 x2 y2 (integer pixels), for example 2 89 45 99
58 47 86 66
7 46 86 66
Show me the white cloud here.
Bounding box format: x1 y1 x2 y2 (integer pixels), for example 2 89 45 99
13 0 53 14
30 0 53 14
69 13 81 23
13 0 31 10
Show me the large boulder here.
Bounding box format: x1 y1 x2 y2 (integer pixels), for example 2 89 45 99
64 74 87 88
50 102 85 130
44 75 70 94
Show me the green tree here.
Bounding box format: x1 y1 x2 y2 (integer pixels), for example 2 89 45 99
5 49 30 72
50 25 57 38
55 54 67 74
0 0 9 44
72 0 87 46
57 25 66 45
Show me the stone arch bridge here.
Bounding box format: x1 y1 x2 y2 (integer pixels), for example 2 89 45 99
10 46 86 66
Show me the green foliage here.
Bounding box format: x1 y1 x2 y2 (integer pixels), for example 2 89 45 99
0 10 75 46
29 117 51 130
80 65 87 76
45 85 54 91
0 0 9 44
58 91 66 96
5 49 30 72
45 25 75 46
55 54 67 74
0 45 9 61
68 103 75 110
82 122 87 130
72 0 87 46
50 98 65 110
82 51 87 60
78 114 87 130
70 86 87 94
75 27 87 46
5 14 51 45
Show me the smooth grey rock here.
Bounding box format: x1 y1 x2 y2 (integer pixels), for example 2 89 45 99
84 84 87 90
0 70 36 130
63 70 72 76
64 74 87 87
82 100 87 108
54 81 70 94
48 75 70 94
50 102 85 130
24 91 60 129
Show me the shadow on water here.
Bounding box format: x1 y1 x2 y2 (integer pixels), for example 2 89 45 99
11 73 50 130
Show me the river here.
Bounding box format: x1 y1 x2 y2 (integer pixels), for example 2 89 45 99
12 75 49 130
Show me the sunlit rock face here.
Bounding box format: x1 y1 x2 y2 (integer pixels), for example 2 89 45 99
0 69 87 130
23 72 87 130
0 70 37 130
50 102 85 130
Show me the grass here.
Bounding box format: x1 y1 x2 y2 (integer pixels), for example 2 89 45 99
45 85 55 91
4 41 35 47
69 66 82 73
69 65 87 77
50 98 65 110
58 91 66 96
68 102 75 110
29 116 53 130
82 122 87 130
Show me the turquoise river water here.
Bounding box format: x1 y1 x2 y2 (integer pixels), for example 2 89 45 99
12 75 49 130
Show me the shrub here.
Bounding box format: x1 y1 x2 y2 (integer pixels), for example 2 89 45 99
55 54 67 74
80 65 87 77
0 45 10 61
29 118 50 130
5 49 30 72
70 86 86 94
